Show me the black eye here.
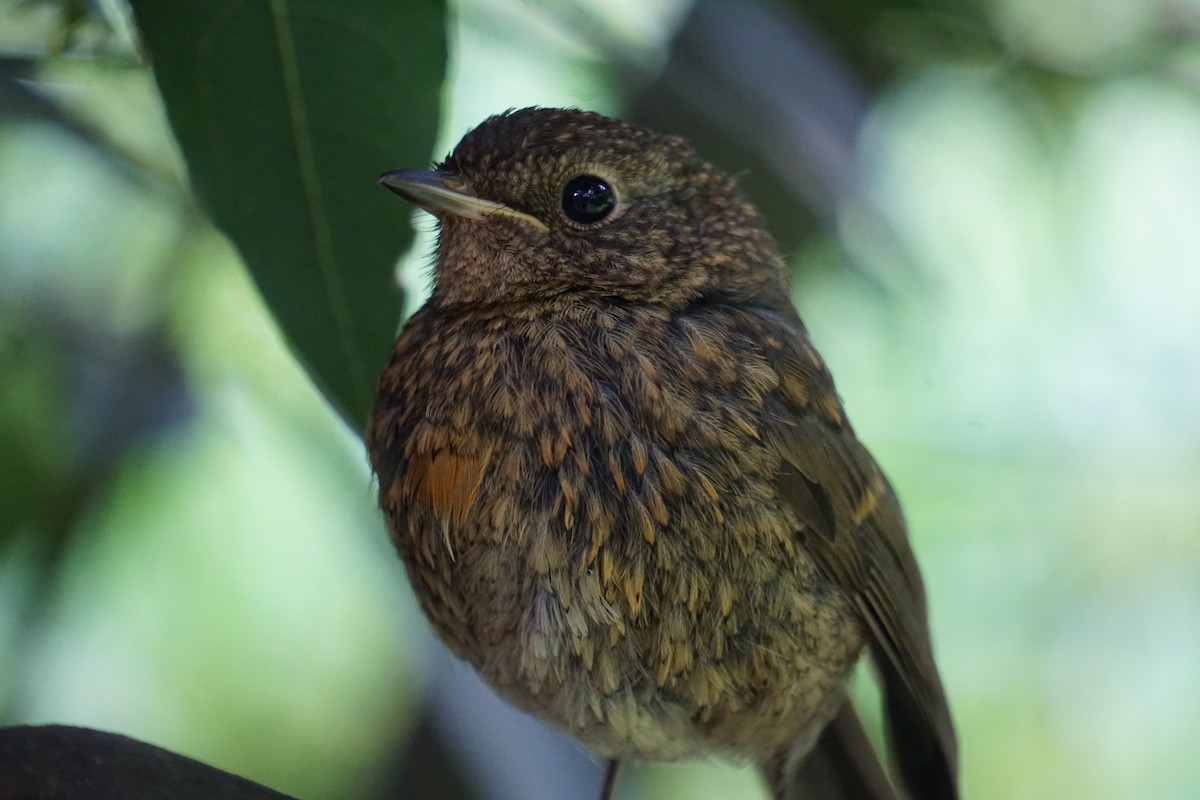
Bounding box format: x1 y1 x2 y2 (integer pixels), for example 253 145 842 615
561 174 616 224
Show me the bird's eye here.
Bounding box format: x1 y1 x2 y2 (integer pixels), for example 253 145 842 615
561 175 616 225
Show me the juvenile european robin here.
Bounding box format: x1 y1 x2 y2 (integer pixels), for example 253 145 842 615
368 108 957 800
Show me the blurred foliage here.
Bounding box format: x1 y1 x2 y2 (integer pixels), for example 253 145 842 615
2 0 1199 799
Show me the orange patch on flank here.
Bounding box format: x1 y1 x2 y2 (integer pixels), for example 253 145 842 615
404 447 494 529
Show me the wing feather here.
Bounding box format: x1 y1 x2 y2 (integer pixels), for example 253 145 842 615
763 331 958 800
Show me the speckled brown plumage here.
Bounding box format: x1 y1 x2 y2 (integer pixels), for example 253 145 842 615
368 108 958 800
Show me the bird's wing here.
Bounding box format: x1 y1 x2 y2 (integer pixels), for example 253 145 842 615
760 318 958 800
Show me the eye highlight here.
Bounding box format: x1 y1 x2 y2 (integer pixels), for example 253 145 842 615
561 174 616 225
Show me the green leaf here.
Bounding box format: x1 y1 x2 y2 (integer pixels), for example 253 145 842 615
132 0 446 430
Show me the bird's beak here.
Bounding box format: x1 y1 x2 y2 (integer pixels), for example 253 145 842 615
378 169 548 232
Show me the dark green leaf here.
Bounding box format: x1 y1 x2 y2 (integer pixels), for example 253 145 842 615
132 0 447 429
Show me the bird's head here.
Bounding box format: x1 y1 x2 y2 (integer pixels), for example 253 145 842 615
381 107 788 309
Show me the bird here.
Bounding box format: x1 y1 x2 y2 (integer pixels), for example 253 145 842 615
367 107 958 800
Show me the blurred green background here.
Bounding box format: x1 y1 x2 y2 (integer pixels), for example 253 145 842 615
2 0 1199 798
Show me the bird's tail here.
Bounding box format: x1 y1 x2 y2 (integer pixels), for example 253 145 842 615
764 702 902 800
